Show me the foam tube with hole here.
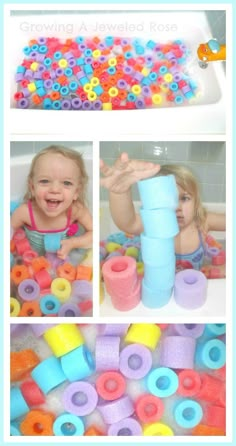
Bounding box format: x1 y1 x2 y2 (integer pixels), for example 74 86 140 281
40 294 61 315
95 335 120 371
10 387 30 421
108 417 143 436
61 345 95 382
144 262 175 290
140 233 175 266
97 324 130 336
177 370 201 397
142 280 173 308
63 381 98 416
18 279 40 301
174 399 203 428
174 269 207 309
110 277 141 311
203 404 226 431
196 339 226 369
96 371 126 401
140 208 179 238
138 174 178 210
159 336 196 369
119 343 153 379
135 394 164 423
58 302 81 317
172 324 205 338
43 324 84 357
53 412 84 436
31 356 67 394
125 324 161 351
102 255 138 296
146 367 179 398
97 395 134 424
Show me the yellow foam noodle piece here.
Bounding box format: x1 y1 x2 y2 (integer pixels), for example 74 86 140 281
10 297 21 316
43 324 84 357
102 103 112 110
124 324 161 351
51 278 71 303
143 422 174 436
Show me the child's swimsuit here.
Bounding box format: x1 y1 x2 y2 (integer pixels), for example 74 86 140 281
24 201 80 255
175 230 205 271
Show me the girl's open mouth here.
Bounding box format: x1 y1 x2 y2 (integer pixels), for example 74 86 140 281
46 199 62 209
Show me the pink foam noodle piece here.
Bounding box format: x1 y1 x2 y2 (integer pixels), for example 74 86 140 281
110 278 141 311
102 255 138 296
174 269 207 309
203 404 226 431
196 372 225 405
95 336 120 371
159 335 196 369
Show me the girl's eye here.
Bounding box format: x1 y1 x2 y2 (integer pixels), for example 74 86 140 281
182 196 190 201
39 179 49 184
64 181 73 186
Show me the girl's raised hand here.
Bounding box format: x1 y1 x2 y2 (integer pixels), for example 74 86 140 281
100 152 160 194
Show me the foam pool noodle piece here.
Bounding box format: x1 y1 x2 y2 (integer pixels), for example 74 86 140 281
191 424 225 436
80 248 93 266
11 349 40 382
196 372 225 405
203 404 226 432
10 200 22 215
159 335 196 369
102 255 138 296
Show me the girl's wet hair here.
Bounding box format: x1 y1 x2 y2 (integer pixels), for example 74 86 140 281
157 164 207 229
24 145 88 205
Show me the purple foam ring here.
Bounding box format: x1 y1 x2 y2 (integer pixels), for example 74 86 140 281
38 65 46 73
44 79 53 89
174 72 182 82
82 100 92 110
124 66 134 75
30 51 37 59
38 37 47 44
138 174 179 211
18 98 29 109
140 208 179 239
58 302 81 317
98 395 134 425
61 99 71 110
119 343 152 379
79 43 86 51
92 100 102 110
71 280 92 300
174 269 207 309
182 85 191 94
85 57 93 64
172 324 205 339
159 335 196 369
68 58 76 67
97 324 130 336
134 72 143 82
24 69 33 79
142 86 151 96
135 98 145 109
108 417 142 436
99 55 107 62
95 336 120 371
30 323 57 337
50 70 57 80
121 38 129 46
205 246 220 258
56 67 64 76
18 278 40 301
22 87 31 98
117 79 128 89
36 53 45 63
33 71 43 80
64 51 74 60
63 381 98 416
10 324 27 336
71 98 82 109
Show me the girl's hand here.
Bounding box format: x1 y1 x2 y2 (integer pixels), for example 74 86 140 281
100 152 160 194
57 239 74 260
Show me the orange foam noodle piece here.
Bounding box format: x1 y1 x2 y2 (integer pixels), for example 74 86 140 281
20 409 55 436
19 301 42 317
11 349 40 382
76 265 92 281
84 425 105 436
192 424 225 436
11 264 30 285
92 36 101 44
31 256 50 273
10 239 16 253
57 262 76 281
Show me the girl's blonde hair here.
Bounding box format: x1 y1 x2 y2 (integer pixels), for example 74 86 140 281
157 164 207 229
24 145 88 205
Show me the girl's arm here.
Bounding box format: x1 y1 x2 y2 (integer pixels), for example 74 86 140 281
206 212 226 231
11 203 30 231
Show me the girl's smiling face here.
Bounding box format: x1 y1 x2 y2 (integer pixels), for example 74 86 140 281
176 185 195 229
29 153 81 217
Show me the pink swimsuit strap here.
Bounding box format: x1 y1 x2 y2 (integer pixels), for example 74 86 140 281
27 200 72 232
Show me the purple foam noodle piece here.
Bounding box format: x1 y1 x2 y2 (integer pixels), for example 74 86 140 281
18 98 29 109
35 53 45 63
99 55 107 63
63 381 98 416
76 70 85 80
64 51 74 60
172 324 205 339
30 324 57 337
45 252 68 270
61 99 71 110
165 51 176 60
18 279 40 301
38 37 47 45
98 395 134 424
117 79 128 89
182 85 191 94
180 43 187 51
121 38 129 46
142 85 151 96
95 336 120 371
71 97 82 109
24 69 34 79
174 270 207 309
92 100 102 110
85 56 93 64
97 324 130 336
15 73 24 82
100 246 107 260
174 72 182 82
135 98 145 109
22 87 31 98
10 324 28 336
205 246 220 258
56 67 64 76
44 79 53 89
58 303 81 317
71 280 92 300
145 55 153 64
82 100 92 110
159 336 196 369
79 43 86 51
108 417 142 436
68 58 76 67
50 70 57 80
123 66 134 75
134 71 143 82
119 343 152 379
33 71 43 80
38 65 46 73
98 42 106 50
29 51 38 60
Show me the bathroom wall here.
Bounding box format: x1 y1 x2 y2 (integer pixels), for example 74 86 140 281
10 141 92 158
100 141 226 204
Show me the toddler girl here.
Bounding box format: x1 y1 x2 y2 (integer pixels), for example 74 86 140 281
11 145 93 259
100 152 225 272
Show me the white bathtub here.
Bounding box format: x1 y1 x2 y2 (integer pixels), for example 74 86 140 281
100 201 226 318
6 10 226 137
10 152 93 212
